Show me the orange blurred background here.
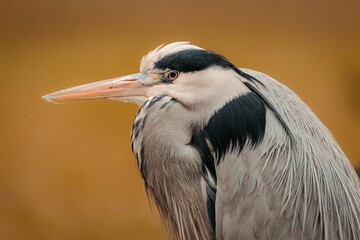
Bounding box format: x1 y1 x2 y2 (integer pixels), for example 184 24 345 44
1 0 359 239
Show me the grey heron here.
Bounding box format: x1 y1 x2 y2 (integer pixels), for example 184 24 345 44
43 42 360 240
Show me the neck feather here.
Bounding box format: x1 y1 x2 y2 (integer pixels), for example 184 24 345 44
131 94 213 240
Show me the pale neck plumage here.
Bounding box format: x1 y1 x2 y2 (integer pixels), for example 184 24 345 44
130 94 213 240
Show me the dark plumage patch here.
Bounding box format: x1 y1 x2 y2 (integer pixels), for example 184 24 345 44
190 132 217 236
155 49 265 95
233 68 265 86
147 94 167 109
135 99 148 117
133 118 142 131
204 92 266 162
206 183 216 240
133 118 142 140
190 93 266 234
140 141 147 184
160 98 176 109
130 140 134 153
191 133 217 183
135 152 139 166
141 115 148 131
131 117 142 142
243 82 295 142
155 49 234 73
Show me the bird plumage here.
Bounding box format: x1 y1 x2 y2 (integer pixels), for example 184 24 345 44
134 43 360 239
214 68 360 239
43 42 360 240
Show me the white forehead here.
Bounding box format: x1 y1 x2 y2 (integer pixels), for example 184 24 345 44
140 42 203 72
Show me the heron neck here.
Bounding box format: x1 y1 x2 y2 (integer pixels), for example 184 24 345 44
131 94 213 240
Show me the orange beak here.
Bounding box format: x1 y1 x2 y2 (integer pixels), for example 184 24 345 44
42 73 147 102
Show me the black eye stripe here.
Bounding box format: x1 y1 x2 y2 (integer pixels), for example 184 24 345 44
155 49 234 73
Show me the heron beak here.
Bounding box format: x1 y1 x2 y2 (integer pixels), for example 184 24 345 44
42 73 147 102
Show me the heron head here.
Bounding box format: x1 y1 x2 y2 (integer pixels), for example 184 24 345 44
42 42 246 108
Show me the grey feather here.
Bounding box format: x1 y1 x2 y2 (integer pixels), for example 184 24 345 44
214 69 360 239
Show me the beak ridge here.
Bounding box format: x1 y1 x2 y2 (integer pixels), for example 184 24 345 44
42 73 145 102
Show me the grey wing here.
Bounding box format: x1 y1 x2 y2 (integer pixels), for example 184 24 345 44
215 69 360 240
215 123 301 240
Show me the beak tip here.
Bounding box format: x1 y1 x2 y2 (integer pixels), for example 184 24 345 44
42 94 51 101
41 94 64 104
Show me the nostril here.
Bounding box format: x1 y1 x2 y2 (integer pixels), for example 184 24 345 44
109 86 120 89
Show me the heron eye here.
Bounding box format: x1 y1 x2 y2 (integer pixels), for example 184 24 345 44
165 70 179 81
